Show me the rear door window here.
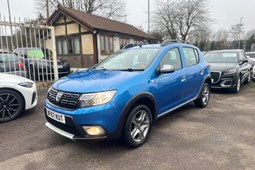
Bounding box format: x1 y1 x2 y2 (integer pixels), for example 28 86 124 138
183 47 199 67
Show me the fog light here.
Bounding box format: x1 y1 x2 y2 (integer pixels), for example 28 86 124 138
83 126 105 136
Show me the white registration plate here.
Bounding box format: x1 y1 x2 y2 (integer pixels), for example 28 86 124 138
57 65 63 68
46 108 66 124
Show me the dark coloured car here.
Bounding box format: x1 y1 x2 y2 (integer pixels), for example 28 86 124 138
45 40 211 148
0 51 26 77
14 48 70 80
204 50 251 93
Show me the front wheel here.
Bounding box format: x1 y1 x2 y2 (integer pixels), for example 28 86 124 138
0 89 24 123
232 76 241 93
194 83 210 108
122 105 152 148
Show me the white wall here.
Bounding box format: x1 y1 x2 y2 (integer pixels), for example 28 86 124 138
113 35 120 52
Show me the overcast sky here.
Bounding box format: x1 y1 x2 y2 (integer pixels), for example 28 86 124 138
0 0 254 33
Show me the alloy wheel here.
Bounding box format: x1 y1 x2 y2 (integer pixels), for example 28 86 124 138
237 77 241 92
130 110 150 143
202 85 210 105
0 93 21 121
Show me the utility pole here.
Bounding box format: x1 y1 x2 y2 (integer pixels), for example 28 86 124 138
148 0 150 34
238 17 243 49
46 0 50 19
7 0 14 51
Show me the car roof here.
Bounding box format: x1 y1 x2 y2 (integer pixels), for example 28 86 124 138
208 49 243 53
126 41 195 50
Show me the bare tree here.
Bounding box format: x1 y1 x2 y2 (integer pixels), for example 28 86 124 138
175 0 211 41
35 0 126 21
152 0 211 41
229 23 245 41
213 29 228 49
152 0 178 39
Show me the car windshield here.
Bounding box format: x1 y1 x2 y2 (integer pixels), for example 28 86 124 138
27 49 45 59
204 52 238 63
94 48 160 71
0 53 18 62
246 53 255 58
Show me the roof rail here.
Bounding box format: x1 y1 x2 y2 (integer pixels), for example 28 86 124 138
161 39 188 46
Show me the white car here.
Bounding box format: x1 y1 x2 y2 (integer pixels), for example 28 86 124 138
0 73 37 122
245 52 255 80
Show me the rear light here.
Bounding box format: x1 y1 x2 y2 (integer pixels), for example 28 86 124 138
18 61 26 71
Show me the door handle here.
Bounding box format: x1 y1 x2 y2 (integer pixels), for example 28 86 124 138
181 75 186 82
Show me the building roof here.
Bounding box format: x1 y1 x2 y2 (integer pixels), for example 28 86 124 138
48 5 154 40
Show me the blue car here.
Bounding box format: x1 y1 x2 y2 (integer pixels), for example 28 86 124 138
45 40 211 148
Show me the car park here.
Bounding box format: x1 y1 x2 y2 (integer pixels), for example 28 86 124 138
204 50 251 93
0 51 27 77
0 73 37 122
44 40 211 148
245 52 255 80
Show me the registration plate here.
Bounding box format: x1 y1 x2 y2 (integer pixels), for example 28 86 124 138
57 65 63 68
46 108 66 124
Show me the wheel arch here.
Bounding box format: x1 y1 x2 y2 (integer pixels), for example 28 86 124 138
0 87 26 110
114 92 158 139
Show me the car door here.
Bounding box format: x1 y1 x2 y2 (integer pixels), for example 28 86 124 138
182 47 205 100
152 47 187 114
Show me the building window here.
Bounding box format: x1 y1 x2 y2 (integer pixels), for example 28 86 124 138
56 36 80 55
119 37 130 49
100 34 114 55
134 39 143 44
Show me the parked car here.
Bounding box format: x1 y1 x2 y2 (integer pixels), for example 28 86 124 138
122 43 140 49
0 51 26 77
41 48 71 77
44 40 211 148
0 73 37 122
204 50 251 93
13 48 70 80
245 52 255 80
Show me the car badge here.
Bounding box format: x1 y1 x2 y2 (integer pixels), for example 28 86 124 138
56 92 64 102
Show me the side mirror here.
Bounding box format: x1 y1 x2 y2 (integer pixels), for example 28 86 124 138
156 64 175 74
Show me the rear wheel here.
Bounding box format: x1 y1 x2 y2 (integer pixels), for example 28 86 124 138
194 83 210 108
0 89 24 123
123 105 152 148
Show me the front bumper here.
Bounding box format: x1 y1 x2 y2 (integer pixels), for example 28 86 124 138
44 100 122 140
211 72 237 89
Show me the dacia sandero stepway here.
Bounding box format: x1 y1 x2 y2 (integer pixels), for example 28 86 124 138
45 40 211 148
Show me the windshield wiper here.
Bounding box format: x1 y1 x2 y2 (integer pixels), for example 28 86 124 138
117 68 144 72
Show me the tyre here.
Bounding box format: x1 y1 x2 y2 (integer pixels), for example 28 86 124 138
194 83 210 108
123 105 152 148
232 76 241 93
0 89 24 123
245 72 251 84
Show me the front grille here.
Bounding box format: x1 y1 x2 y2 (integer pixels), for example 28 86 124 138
47 88 81 109
211 72 221 83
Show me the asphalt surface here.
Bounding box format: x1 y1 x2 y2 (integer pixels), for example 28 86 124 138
0 83 255 170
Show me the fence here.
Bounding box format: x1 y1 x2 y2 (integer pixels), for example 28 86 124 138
0 16 59 82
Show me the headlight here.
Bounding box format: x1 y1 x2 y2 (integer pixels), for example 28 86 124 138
18 82 34 88
225 69 236 74
48 86 52 93
79 90 116 107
